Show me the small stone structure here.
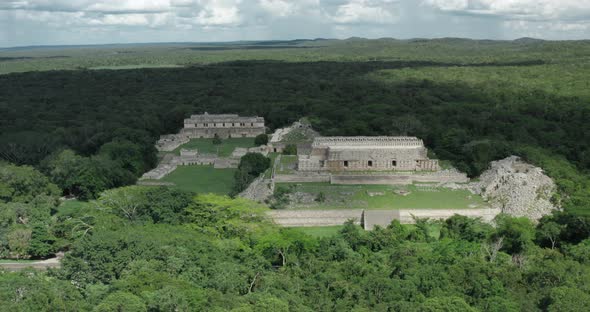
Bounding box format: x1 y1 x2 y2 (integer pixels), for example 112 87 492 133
181 112 265 139
141 164 177 180
156 134 189 152
298 136 440 172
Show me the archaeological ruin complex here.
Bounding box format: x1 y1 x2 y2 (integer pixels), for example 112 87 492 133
298 136 440 172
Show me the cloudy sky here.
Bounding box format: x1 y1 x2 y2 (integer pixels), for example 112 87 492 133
0 0 589 47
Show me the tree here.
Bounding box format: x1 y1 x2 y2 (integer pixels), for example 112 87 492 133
420 296 478 312
7 227 32 259
536 220 563 249
27 222 56 258
99 140 146 176
546 287 590 312
94 291 147 312
440 214 491 242
256 228 316 267
282 144 297 155
390 114 424 136
492 214 535 254
0 163 60 203
232 153 271 195
254 134 269 146
97 186 147 221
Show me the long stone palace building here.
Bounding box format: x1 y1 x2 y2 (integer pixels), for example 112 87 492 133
181 113 265 139
298 136 440 172
156 113 266 151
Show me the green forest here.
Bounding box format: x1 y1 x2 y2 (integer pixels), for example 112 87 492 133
1 39 590 311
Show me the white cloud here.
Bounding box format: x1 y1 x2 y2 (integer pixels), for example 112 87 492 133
0 0 588 46
424 0 590 39
424 0 590 21
331 0 399 24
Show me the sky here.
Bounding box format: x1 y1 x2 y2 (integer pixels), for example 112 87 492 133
0 0 589 47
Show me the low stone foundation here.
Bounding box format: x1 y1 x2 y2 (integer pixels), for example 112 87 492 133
330 170 469 185
267 210 363 227
268 207 501 229
274 173 331 183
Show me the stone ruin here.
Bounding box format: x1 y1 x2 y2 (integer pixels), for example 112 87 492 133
446 156 559 221
155 112 266 152
181 112 265 139
298 136 440 172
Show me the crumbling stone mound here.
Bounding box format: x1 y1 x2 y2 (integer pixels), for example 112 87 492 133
468 156 559 221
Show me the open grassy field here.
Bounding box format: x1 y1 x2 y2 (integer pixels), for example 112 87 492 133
297 226 345 238
276 183 486 210
161 165 236 194
173 138 256 157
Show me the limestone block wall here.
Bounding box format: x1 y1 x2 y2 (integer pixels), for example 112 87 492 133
330 171 469 185
274 173 331 183
268 210 364 227
397 208 501 224
331 175 413 185
363 210 400 229
268 208 501 229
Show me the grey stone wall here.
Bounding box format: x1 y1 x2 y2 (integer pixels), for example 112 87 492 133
274 173 331 183
268 210 364 227
330 171 469 185
268 208 501 229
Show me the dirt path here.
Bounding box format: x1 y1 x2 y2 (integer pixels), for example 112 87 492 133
0 257 61 271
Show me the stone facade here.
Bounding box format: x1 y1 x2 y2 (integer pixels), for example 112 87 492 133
180 112 265 139
298 136 440 172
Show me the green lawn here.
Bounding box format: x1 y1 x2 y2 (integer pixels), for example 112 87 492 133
174 138 257 157
162 165 236 195
277 155 298 174
296 226 345 238
276 183 486 210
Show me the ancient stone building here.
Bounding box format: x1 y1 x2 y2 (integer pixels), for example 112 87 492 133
298 136 440 172
180 113 265 139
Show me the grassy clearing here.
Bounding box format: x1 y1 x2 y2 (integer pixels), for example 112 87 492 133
297 226 345 238
162 165 236 195
276 183 486 210
174 138 256 157
277 155 298 174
